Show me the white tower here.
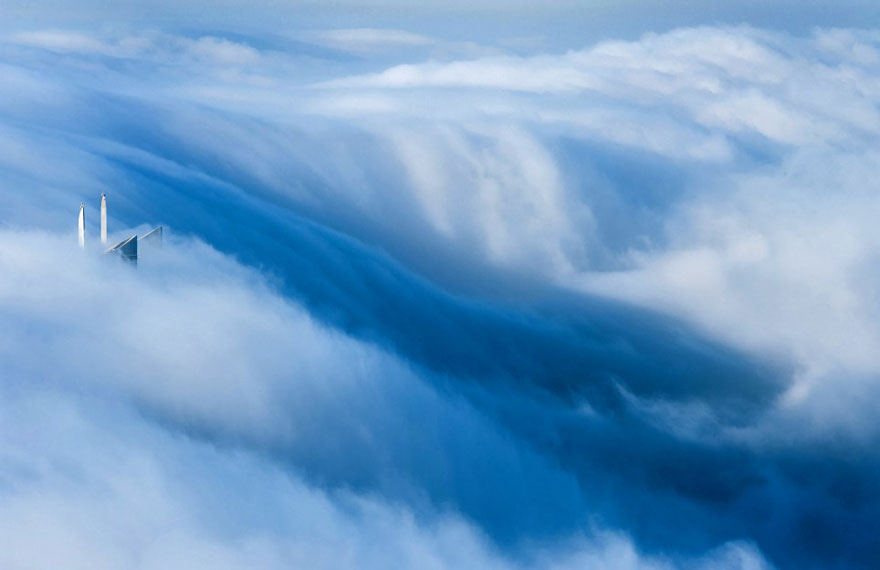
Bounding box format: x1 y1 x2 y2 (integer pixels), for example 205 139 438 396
78 203 85 248
100 192 107 245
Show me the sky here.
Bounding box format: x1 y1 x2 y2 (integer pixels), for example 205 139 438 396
1 1 880 569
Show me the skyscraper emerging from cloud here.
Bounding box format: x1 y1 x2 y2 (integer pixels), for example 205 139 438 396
140 225 162 247
107 234 137 264
77 193 161 266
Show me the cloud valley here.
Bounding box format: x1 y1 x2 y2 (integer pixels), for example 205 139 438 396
1 21 880 570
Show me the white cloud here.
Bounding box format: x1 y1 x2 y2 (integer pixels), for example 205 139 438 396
7 30 112 54
324 27 880 145
0 228 775 569
6 25 880 380
6 30 261 66
306 28 434 52
580 145 880 377
2 21 880 567
6 25 880 381
304 26 880 381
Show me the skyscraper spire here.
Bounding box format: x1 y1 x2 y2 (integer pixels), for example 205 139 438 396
100 192 107 245
78 203 85 248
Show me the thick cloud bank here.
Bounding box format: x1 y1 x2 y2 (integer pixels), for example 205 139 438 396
1 20 880 570
0 231 773 570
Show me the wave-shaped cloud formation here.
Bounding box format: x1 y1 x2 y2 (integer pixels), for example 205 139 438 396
1 22 880 570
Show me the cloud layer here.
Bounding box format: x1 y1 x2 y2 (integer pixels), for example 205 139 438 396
0 230 778 570
2 20 880 570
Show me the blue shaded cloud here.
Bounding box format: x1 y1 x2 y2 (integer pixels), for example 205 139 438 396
2 21 880 570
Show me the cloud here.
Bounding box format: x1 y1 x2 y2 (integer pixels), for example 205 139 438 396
0 228 781 569
5 30 261 65
2 21 880 570
305 28 434 52
303 26 880 377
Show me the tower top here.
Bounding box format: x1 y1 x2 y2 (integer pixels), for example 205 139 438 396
100 193 108 245
78 202 85 248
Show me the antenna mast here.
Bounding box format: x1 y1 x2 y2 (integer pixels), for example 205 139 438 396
100 193 107 245
78 203 85 248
